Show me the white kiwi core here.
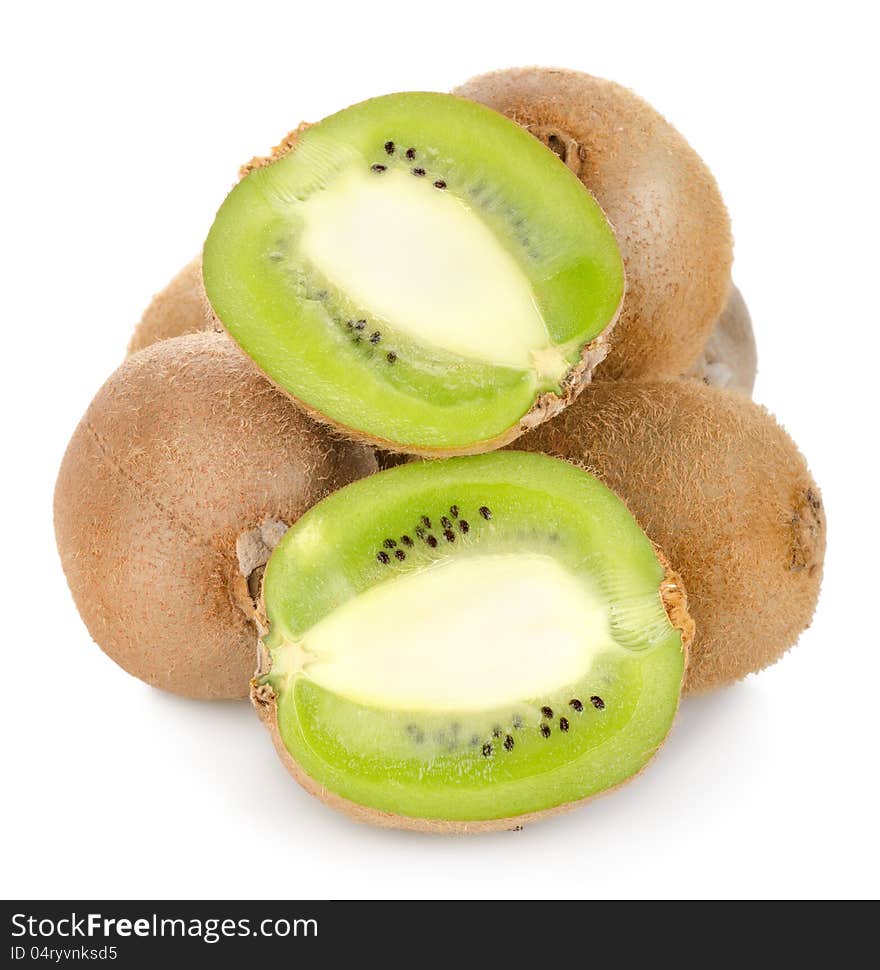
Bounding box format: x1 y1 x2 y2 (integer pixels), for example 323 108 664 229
285 553 617 712
298 167 567 380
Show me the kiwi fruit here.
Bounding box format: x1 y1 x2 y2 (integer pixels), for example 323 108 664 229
202 92 625 457
251 450 693 831
54 332 377 699
515 380 825 692
454 67 732 381
687 284 757 395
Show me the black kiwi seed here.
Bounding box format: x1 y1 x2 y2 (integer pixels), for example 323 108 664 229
503 735 515 752
376 551 390 564
541 706 553 719
492 726 503 738
479 506 492 520
458 519 470 534
559 717 570 732
426 535 438 549
371 164 387 173
355 320 366 330
405 147 416 159
415 526 425 539
512 715 523 730
441 516 452 530
540 724 551 738
394 549 406 561
443 529 455 542
569 698 584 713
383 538 397 549
369 331 381 345
421 516 432 529
591 696 605 710
401 535 414 547
449 505 459 518
412 167 426 177
482 742 493 757
384 140 395 155
386 351 397 364
433 180 447 190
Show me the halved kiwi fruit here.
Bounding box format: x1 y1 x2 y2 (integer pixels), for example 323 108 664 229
252 451 692 830
203 93 624 457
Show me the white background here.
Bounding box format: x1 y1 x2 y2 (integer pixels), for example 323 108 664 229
2 0 877 901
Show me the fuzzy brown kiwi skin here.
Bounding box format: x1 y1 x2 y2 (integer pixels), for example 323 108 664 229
238 121 312 178
127 257 216 356
250 558 693 833
54 331 377 700
687 284 757 395
515 380 825 693
454 67 733 382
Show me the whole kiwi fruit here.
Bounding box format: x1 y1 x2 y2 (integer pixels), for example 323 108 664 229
516 380 825 692
252 451 693 831
54 331 378 699
454 67 733 381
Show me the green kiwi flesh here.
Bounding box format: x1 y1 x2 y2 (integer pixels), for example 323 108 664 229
253 452 689 829
204 93 624 457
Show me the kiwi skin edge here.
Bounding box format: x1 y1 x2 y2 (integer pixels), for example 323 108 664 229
53 332 378 700
250 548 693 833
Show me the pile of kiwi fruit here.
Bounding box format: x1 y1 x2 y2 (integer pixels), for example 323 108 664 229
55 67 824 832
